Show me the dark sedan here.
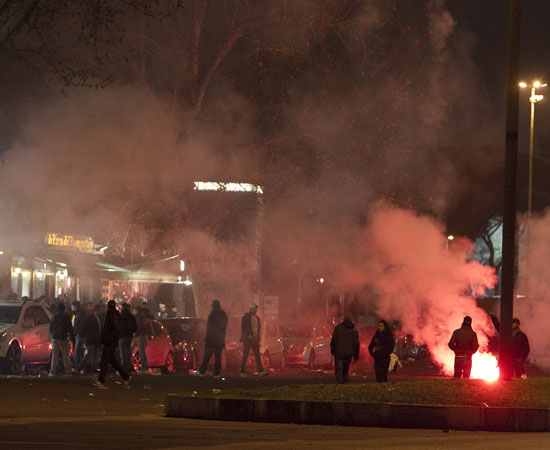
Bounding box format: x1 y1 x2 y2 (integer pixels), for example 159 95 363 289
161 317 206 371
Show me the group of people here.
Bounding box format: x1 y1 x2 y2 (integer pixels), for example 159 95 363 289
193 301 531 383
192 301 270 378
448 315 530 379
50 295 532 385
329 314 395 383
48 298 165 388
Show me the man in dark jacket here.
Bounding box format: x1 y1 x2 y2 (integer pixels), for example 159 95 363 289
92 300 130 388
368 320 395 382
448 316 479 379
119 303 138 374
78 304 102 374
330 313 360 383
193 299 228 378
511 318 530 378
240 303 269 377
49 302 75 376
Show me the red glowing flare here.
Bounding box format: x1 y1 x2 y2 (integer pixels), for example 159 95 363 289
470 352 499 381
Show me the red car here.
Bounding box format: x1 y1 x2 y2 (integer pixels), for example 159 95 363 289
131 319 175 374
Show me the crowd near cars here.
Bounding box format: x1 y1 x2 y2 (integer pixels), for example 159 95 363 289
0 297 428 376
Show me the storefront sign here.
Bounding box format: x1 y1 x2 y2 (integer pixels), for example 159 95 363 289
45 233 94 251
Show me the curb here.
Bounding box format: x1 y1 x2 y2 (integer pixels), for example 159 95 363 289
165 395 550 432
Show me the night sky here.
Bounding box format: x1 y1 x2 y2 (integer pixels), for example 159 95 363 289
1 1 550 311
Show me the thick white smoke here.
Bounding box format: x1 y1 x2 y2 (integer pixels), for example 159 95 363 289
341 203 498 374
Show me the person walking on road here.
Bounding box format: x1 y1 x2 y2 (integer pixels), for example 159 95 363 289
240 303 269 377
448 316 479 379
368 320 395 382
119 303 138 374
78 304 102 374
49 302 75 376
511 318 530 378
92 300 131 389
330 313 360 383
192 299 228 378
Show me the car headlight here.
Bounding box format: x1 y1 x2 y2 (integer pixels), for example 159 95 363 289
0 332 8 342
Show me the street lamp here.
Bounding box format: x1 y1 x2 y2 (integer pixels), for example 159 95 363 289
519 80 546 215
445 235 454 255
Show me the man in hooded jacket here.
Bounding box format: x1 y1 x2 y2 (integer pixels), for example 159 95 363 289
193 299 228 377
448 316 479 379
330 313 360 383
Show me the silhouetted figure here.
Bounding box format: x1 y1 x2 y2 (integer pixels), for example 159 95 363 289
448 316 479 379
330 313 360 383
193 299 228 378
240 303 269 377
511 318 530 378
49 302 75 376
93 300 130 388
368 320 394 382
78 305 102 374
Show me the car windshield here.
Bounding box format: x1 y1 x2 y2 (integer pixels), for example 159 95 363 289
0 305 22 324
279 324 311 338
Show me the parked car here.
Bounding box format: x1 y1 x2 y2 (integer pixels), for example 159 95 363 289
262 320 334 370
393 331 428 360
160 317 206 371
131 319 175 374
0 300 53 374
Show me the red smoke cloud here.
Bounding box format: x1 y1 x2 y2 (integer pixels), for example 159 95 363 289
347 204 498 375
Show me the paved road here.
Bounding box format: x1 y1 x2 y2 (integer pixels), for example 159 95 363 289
0 371 547 449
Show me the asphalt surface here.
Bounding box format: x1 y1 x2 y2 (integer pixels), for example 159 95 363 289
0 369 547 449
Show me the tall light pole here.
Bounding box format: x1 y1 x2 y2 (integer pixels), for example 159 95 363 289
445 235 454 255
519 80 546 215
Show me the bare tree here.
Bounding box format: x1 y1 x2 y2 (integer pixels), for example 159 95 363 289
0 0 38 47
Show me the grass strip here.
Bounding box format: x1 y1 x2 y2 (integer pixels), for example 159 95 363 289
209 378 550 409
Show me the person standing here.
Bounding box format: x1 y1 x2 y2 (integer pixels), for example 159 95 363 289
511 318 530 378
135 306 152 374
49 303 75 376
368 320 395 382
448 316 479 379
330 313 360 383
192 299 228 378
156 303 169 320
240 303 269 377
119 303 138 374
71 301 88 372
78 304 102 374
92 300 130 388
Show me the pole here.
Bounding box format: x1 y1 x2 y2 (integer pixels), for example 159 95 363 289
500 0 522 381
528 88 535 215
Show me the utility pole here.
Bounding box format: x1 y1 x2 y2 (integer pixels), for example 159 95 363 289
500 0 522 381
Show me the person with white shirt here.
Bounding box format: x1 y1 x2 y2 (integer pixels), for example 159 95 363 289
239 303 269 377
